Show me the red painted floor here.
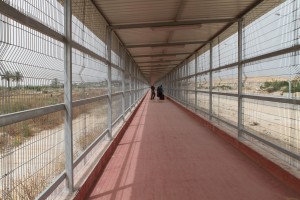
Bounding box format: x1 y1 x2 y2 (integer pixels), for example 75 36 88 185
88 94 300 200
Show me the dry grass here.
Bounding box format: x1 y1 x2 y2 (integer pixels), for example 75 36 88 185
0 171 50 200
0 88 107 151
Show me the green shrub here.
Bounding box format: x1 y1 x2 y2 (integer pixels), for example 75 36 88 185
292 80 300 92
261 80 290 92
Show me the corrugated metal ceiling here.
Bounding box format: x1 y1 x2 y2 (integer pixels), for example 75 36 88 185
92 0 265 83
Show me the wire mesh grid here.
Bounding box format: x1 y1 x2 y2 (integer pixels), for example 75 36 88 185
72 99 108 161
0 15 64 115
0 111 65 199
212 24 238 68
196 45 210 72
212 66 238 94
196 73 209 91
72 48 108 101
72 0 106 58
112 94 123 124
196 92 209 114
125 91 130 111
187 55 195 76
2 0 65 34
212 94 238 127
111 67 123 94
243 51 300 97
187 90 196 107
164 0 300 173
244 0 299 59
111 33 120 67
243 98 300 167
0 0 149 198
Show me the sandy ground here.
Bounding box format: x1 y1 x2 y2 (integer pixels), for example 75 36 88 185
0 108 108 198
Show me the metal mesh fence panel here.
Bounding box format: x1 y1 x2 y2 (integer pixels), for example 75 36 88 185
112 94 122 124
197 45 210 72
72 99 108 161
111 67 122 94
3 0 65 34
0 15 64 115
243 98 300 167
244 0 299 59
164 0 300 175
196 73 209 92
212 23 238 68
72 49 108 101
243 52 300 97
72 0 106 57
212 66 238 94
212 94 238 127
0 111 65 199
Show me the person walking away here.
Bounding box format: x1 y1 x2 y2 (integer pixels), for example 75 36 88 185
151 85 155 100
157 85 164 100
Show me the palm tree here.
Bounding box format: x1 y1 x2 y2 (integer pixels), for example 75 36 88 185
1 71 14 90
13 71 24 87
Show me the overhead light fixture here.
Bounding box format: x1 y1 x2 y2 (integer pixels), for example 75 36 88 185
151 24 202 31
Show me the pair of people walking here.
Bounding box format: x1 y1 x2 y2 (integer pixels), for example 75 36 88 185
150 85 164 100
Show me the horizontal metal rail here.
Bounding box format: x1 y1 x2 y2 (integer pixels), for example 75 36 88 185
1 94 108 127
36 172 66 200
243 94 300 105
0 1 124 77
241 129 300 161
172 45 300 82
73 95 108 107
0 104 65 127
71 41 108 64
111 91 124 96
112 115 123 127
0 1 65 42
73 129 109 168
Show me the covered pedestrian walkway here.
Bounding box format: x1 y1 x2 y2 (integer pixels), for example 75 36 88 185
1 0 300 199
78 93 299 200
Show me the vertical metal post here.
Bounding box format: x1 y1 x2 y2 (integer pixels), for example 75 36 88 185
195 53 198 111
129 59 132 111
107 28 112 139
209 42 213 120
121 46 125 120
238 19 243 139
135 65 138 103
172 69 176 97
185 60 188 106
176 67 179 98
132 64 135 104
64 0 73 191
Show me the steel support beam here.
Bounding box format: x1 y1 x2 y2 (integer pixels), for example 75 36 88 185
110 18 237 29
209 42 213 120
63 0 73 192
136 60 182 64
107 28 113 139
195 53 198 111
129 60 132 112
126 41 208 48
238 19 243 139
185 60 189 107
120 45 126 120
133 52 193 58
